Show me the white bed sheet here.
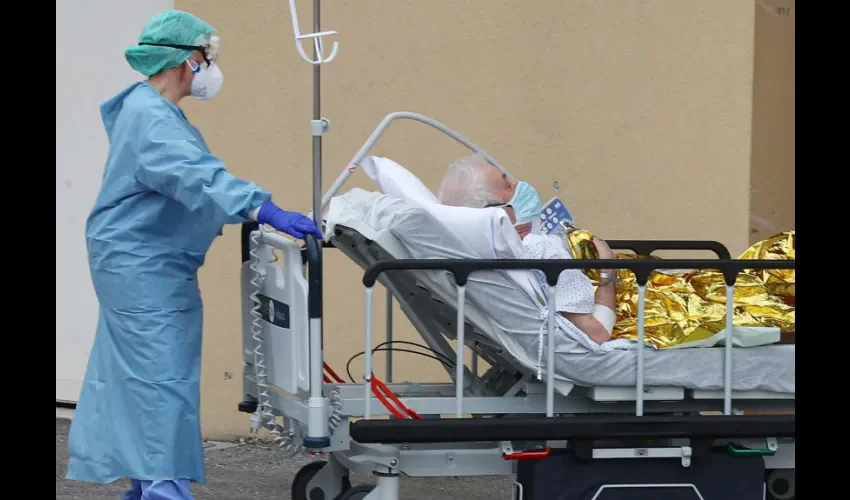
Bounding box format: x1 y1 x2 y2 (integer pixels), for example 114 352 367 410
324 188 795 395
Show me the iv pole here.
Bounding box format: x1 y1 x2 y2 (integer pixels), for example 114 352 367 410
287 0 338 450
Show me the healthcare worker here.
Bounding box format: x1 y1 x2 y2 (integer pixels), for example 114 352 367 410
64 10 320 500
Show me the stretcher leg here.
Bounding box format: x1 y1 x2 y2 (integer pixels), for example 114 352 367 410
368 472 400 500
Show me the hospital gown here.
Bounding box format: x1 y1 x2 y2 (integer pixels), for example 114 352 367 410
66 81 271 486
521 233 596 315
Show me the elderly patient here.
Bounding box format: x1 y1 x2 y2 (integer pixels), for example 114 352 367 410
437 153 617 345
437 153 796 350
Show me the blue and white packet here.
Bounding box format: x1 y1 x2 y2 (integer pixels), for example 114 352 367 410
539 197 574 235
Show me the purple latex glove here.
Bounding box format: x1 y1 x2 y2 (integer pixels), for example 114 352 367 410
256 200 323 240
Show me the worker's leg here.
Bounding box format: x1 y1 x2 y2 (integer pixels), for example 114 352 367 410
121 479 143 500
137 480 193 500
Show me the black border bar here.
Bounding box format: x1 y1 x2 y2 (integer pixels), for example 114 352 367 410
349 414 795 444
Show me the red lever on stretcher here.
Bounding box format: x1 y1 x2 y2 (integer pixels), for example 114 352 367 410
503 447 551 460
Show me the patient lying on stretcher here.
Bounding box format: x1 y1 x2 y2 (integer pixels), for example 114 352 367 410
437 153 795 350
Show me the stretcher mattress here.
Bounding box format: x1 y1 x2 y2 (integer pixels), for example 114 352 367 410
324 188 795 395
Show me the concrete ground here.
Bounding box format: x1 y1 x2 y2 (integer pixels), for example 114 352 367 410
56 418 514 499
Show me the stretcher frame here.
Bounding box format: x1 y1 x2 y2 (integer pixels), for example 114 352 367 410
245 3 794 498
237 112 795 500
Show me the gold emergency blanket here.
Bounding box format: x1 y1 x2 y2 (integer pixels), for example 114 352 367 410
562 227 795 349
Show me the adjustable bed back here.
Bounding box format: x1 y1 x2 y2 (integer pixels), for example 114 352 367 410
329 222 530 397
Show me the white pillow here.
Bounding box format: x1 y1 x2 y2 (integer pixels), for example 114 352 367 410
360 156 439 205
358 155 524 260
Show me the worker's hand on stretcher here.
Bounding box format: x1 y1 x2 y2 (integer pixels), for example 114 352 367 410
256 200 323 240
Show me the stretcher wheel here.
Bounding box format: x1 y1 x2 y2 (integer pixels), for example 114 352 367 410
291 460 352 500
336 485 375 500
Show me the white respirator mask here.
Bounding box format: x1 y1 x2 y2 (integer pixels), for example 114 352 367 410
187 59 223 100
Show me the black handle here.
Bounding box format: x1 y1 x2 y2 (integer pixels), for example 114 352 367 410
240 224 323 318
240 222 260 264
305 234 322 319
607 240 731 260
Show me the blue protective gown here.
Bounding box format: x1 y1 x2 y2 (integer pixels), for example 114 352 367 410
65 81 271 485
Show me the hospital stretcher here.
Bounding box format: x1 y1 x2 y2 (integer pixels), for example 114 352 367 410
235 112 795 500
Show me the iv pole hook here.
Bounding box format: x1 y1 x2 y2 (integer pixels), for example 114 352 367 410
288 0 339 64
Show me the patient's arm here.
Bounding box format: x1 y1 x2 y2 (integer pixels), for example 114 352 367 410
521 233 616 344
561 237 618 344
562 280 616 344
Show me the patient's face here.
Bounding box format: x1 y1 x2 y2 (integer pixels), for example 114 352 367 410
480 164 518 223
483 165 517 203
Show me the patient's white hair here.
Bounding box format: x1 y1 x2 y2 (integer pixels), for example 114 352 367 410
438 152 503 208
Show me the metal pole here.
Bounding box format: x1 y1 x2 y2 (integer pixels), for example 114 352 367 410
312 1 323 233
636 285 646 417
364 287 374 419
386 292 393 382
545 285 556 417
311 0 323 395
455 285 467 418
724 285 734 415
304 0 330 450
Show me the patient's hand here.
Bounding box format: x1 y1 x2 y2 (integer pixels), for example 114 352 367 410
593 237 615 260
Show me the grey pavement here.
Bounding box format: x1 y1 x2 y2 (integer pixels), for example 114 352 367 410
56 418 514 499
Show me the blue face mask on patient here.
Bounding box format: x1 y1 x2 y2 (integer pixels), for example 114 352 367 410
507 181 543 227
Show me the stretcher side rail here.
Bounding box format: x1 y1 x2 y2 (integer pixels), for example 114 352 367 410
413 237 738 394
238 223 789 410
290 236 734 263
319 224 737 373
314 225 742 401
329 223 739 391
359 256 795 422
361 257 790 289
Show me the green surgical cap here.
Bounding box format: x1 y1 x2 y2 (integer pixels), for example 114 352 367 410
125 10 215 76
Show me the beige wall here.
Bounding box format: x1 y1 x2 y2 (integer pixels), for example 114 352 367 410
749 6 795 243
173 0 789 439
